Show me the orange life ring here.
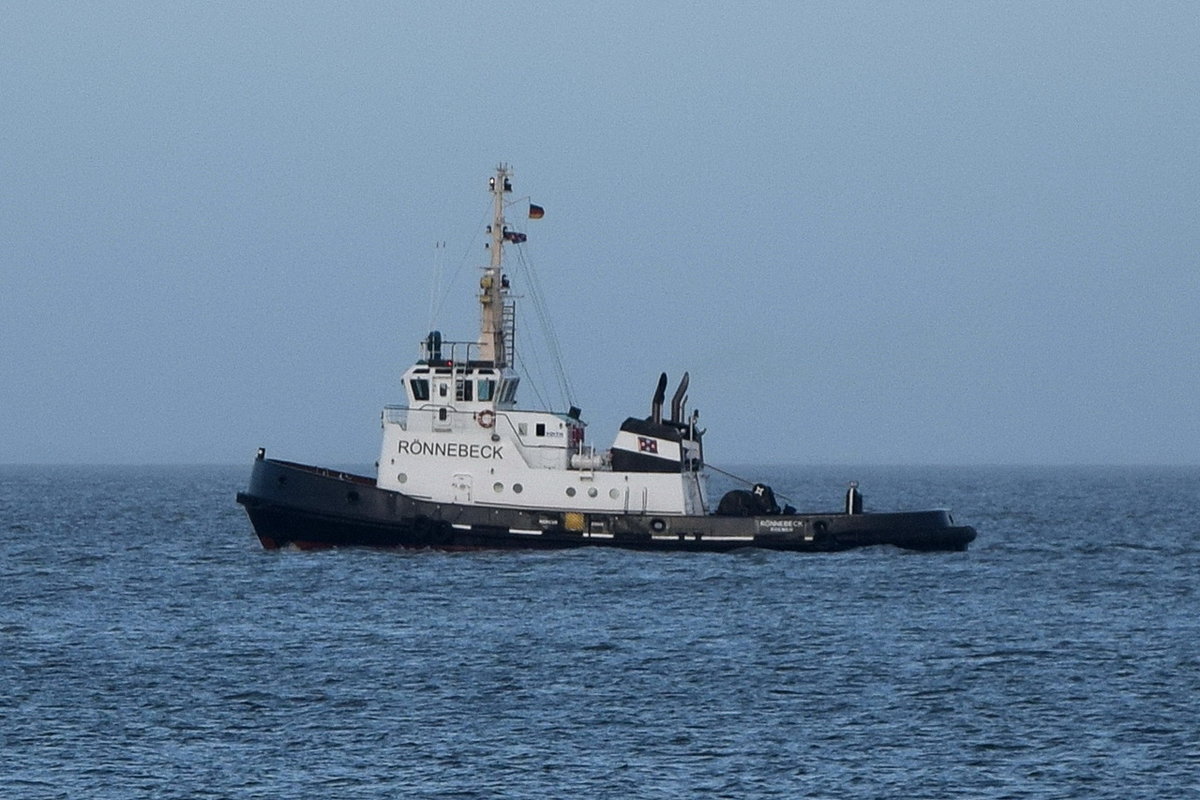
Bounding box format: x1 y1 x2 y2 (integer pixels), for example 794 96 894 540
477 409 496 429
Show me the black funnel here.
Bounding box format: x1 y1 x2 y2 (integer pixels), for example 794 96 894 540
651 372 668 424
670 372 690 423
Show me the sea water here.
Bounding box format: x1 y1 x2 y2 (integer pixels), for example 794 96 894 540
1 465 1197 798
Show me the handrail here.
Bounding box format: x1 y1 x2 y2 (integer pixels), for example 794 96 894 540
419 337 482 365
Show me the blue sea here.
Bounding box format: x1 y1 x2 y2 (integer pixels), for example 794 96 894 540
1 465 1197 798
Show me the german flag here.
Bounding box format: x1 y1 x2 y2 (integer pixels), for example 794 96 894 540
528 203 545 219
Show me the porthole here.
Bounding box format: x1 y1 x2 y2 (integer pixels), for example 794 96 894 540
566 487 577 497
493 482 504 493
609 488 620 499
397 473 407 483
588 488 598 498
513 483 523 494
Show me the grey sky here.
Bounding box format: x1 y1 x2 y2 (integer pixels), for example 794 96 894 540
2 2 1197 465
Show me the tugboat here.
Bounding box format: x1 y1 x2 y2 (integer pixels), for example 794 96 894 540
236 165 976 553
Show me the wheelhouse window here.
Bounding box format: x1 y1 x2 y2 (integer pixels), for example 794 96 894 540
499 378 519 404
477 379 496 401
455 379 473 402
409 378 430 401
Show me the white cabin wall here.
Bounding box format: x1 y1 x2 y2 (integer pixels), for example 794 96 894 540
376 408 705 515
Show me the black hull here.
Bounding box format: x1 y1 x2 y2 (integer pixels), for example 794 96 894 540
236 458 976 553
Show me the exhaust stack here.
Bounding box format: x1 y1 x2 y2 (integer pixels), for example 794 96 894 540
651 372 668 424
670 372 690 423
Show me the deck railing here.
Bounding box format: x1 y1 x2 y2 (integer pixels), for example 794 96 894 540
420 337 480 365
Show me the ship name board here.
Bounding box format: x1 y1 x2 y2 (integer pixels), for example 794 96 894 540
756 519 804 533
398 439 505 459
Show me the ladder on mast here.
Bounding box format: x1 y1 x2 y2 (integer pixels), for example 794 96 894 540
501 300 516 367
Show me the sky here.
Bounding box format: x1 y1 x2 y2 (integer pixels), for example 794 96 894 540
2 2 1198 466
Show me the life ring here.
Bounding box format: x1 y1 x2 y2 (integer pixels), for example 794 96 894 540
477 409 496 429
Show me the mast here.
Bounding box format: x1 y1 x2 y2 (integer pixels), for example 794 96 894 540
479 164 513 367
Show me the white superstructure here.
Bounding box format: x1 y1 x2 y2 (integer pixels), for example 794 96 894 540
376 165 708 516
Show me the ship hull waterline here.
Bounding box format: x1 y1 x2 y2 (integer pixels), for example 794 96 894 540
236 458 977 553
